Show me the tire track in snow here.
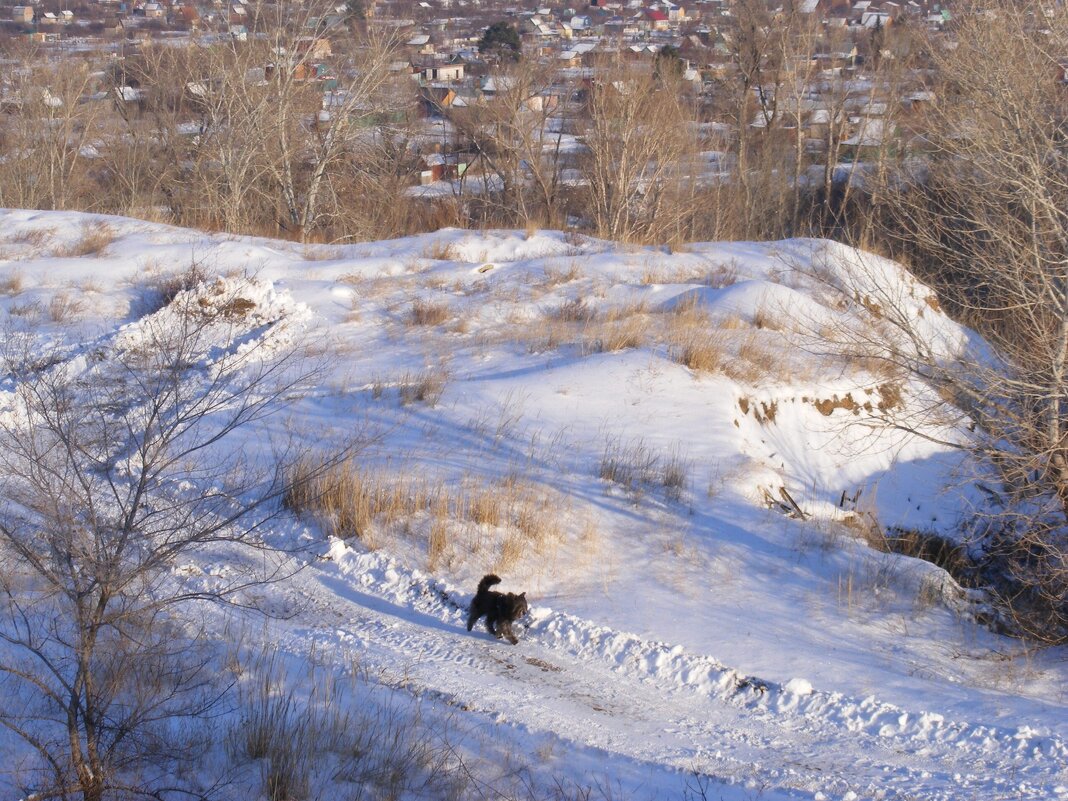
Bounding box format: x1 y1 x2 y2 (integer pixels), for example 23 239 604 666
257 540 1068 801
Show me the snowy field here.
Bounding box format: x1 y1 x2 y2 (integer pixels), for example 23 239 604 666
0 209 1065 801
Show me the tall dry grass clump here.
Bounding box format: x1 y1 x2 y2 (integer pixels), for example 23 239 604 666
284 458 434 545
57 221 116 257
285 459 565 571
409 298 452 327
666 298 725 373
589 302 650 353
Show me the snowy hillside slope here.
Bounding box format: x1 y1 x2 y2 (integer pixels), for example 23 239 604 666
0 210 1065 801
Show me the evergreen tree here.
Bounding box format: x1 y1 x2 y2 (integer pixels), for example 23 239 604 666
479 21 522 61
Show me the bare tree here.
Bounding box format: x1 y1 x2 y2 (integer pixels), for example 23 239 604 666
0 46 104 213
840 0 1068 641
0 277 333 799
580 58 701 244
452 60 577 229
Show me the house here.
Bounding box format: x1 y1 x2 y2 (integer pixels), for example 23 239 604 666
860 9 890 26
12 6 34 24
419 152 466 184
144 2 165 18
423 62 464 82
419 85 457 115
178 5 200 25
644 9 670 30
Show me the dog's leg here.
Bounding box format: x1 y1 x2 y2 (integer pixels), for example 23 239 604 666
466 603 479 632
486 615 502 638
501 620 519 645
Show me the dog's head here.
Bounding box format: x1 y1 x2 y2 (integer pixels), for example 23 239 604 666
509 592 529 619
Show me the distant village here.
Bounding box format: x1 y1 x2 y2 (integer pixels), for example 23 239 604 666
0 0 967 234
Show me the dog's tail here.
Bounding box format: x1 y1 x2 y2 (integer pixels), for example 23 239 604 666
476 574 502 595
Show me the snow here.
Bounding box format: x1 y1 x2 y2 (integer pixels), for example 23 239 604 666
0 209 1065 801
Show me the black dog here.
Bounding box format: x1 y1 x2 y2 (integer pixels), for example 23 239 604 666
466 574 529 644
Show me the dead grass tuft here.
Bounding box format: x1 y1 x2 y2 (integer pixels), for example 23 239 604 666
752 304 783 331
0 271 25 296
48 292 86 323
667 302 726 373
549 297 597 324
600 437 689 500
705 261 739 289
285 459 564 571
422 241 460 261
728 332 782 384
57 222 116 258
398 369 448 406
542 263 580 287
409 298 451 327
590 302 650 353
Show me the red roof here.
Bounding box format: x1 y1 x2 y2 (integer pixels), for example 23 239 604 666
645 9 669 21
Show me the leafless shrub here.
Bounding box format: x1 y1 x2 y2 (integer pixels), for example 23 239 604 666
0 303 321 801
152 261 210 309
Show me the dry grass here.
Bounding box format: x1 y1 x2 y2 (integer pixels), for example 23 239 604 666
9 299 41 319
668 313 727 373
57 221 115 258
582 301 650 354
542 262 580 287
48 292 86 323
398 369 448 406
301 245 341 261
153 262 209 309
600 437 689 500
751 304 783 331
285 459 564 571
705 260 739 289
592 314 649 353
726 332 782 384
549 297 597 324
421 241 460 261
640 265 695 285
5 227 54 251
230 645 455 801
284 459 435 547
408 298 451 327
0 271 25 296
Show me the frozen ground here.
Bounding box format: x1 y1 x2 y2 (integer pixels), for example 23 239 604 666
0 210 1065 800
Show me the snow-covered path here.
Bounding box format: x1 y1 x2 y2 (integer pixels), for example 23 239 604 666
261 544 1068 801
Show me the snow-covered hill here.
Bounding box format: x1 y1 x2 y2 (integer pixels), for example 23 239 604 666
0 210 1064 801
